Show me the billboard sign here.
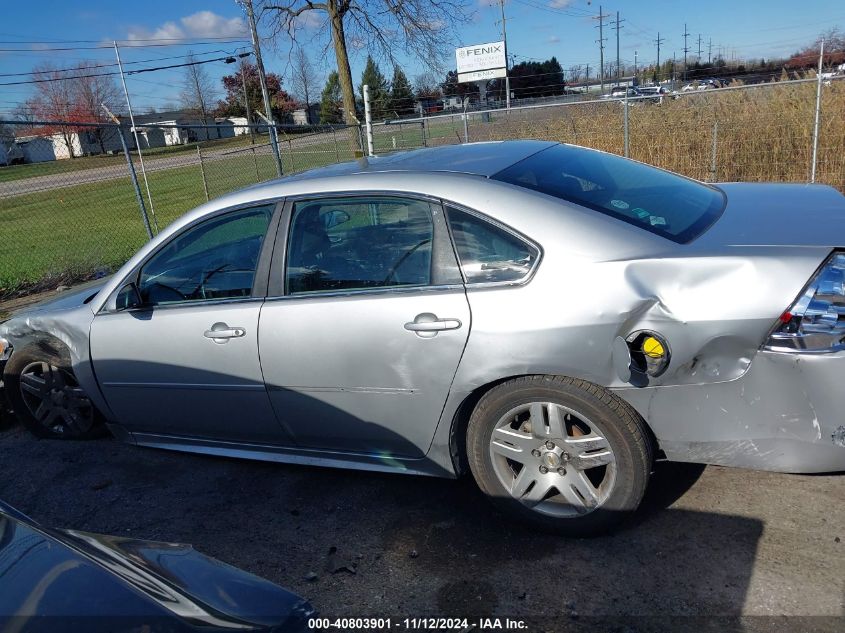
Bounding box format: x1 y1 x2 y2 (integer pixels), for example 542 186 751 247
456 41 506 83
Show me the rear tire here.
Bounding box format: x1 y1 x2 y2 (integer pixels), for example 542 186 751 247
466 375 652 536
4 344 105 440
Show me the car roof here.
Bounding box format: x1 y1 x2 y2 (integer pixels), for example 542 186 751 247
272 139 556 183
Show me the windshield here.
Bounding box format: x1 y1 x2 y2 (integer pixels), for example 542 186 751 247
491 144 725 243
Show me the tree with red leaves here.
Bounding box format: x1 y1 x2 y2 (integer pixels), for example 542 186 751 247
785 28 845 70
214 61 296 122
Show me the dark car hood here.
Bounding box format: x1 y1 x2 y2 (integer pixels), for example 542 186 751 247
8 278 109 319
699 182 845 248
0 505 313 632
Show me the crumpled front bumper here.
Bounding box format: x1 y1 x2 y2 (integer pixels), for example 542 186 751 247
616 350 845 473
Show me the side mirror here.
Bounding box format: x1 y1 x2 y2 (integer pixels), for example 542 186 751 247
106 282 143 312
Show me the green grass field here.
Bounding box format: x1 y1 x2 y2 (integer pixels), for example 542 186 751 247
0 118 470 298
0 147 350 297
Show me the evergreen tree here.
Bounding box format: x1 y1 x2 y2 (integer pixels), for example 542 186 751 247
319 71 343 124
389 67 415 117
359 56 389 121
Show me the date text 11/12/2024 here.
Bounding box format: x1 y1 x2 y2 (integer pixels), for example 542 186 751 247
308 618 530 630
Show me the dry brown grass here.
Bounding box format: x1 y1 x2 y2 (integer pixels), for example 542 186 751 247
464 80 845 190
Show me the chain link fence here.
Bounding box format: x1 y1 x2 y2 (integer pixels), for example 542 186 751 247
1 75 843 301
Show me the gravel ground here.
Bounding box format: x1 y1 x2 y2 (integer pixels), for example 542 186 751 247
0 421 842 631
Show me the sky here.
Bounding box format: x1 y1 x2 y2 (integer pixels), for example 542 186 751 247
0 0 843 117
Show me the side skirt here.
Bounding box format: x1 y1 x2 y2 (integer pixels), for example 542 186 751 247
128 431 457 479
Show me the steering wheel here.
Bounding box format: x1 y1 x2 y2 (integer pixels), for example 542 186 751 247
191 262 233 299
382 239 431 285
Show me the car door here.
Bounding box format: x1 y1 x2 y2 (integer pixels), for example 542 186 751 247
90 203 292 445
258 194 471 458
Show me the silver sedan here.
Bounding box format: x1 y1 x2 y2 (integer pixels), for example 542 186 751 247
2 141 844 535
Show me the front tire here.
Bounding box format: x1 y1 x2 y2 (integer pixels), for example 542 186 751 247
4 345 104 439
466 375 652 536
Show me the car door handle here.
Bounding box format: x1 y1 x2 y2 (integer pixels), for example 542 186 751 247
404 313 462 337
204 322 246 343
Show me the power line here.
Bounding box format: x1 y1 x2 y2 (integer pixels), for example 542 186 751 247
0 51 251 87
0 49 237 78
0 40 249 52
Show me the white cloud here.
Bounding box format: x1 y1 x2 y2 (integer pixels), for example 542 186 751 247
127 11 247 41
548 35 561 44
181 11 248 38
549 0 575 8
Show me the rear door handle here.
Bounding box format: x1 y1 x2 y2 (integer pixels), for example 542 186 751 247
204 322 246 343
404 313 462 338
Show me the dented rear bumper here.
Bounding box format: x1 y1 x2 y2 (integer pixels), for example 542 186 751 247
615 350 845 473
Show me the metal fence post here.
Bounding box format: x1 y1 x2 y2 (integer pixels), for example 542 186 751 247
357 125 366 157
810 39 824 183
623 90 630 158
463 102 469 144
421 119 427 147
363 84 375 156
710 120 719 182
115 124 153 240
197 144 210 202
288 139 296 172
251 145 260 181
333 127 341 161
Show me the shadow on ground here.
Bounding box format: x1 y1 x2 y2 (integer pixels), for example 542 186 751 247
0 424 842 631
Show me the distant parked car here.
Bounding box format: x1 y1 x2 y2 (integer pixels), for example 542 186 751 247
601 87 643 101
0 500 314 632
637 86 669 104
3 141 845 536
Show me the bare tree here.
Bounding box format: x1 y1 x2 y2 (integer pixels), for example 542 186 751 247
290 47 320 124
180 53 217 132
27 64 81 158
568 65 583 83
259 0 470 125
72 61 122 153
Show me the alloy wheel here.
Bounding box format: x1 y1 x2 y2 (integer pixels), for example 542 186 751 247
488 401 617 518
18 362 95 436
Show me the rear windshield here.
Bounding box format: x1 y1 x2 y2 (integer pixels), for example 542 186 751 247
491 144 725 243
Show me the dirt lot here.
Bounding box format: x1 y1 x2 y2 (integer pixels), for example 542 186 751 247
0 421 842 631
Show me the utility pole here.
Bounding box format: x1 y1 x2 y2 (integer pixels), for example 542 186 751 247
708 38 713 65
655 32 664 83
634 50 638 77
594 6 607 92
682 23 690 81
114 40 158 233
697 34 702 62
498 0 511 109
243 0 283 176
611 11 624 85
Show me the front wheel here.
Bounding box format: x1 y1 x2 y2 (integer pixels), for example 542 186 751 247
466 375 652 536
4 346 104 439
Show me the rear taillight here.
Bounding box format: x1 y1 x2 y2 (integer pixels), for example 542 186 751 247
765 252 845 352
